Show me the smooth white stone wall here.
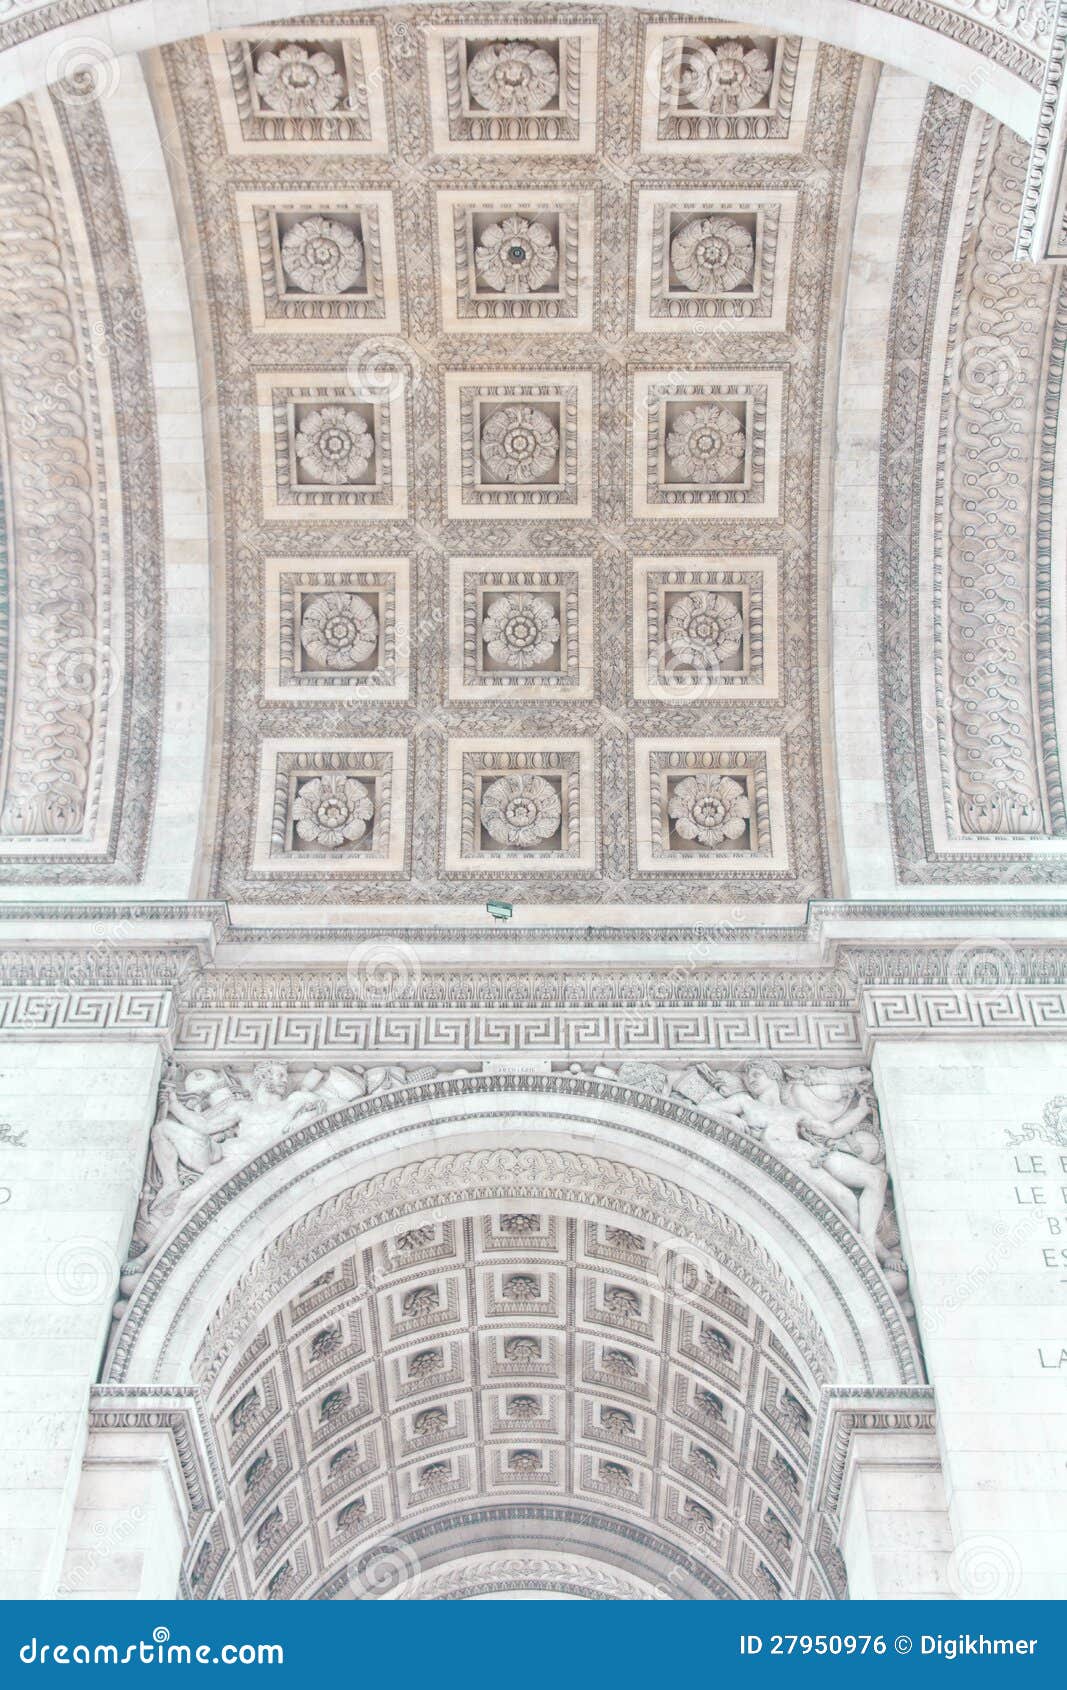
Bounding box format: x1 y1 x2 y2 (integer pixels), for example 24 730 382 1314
0 1042 160 1599
58 1427 188 1600
874 1037 1067 1600
839 1425 953 1598
830 65 923 898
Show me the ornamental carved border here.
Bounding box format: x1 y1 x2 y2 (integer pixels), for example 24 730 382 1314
1016 0 1067 260
936 120 1063 838
130 1146 837 1393
399 1553 662 1599
0 0 1053 90
879 87 1067 881
0 90 162 879
318 1503 741 1599
106 1074 921 1390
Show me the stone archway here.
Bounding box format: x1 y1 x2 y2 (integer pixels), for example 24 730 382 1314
89 1072 924 1600
0 0 1045 131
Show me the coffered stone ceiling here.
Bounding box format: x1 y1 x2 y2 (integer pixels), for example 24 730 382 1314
151 8 866 921
187 1209 837 1599
2 4 1067 923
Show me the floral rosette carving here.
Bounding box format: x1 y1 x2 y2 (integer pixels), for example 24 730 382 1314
481 593 560 668
601 1409 634 1437
480 773 561 847
475 216 557 294
673 40 772 114
603 1286 641 1316
281 216 364 295
665 591 743 671
291 774 374 847
413 1408 448 1437
300 592 379 669
295 406 374 485
667 773 750 847
466 41 559 114
500 1213 541 1233
602 1349 637 1378
480 405 559 483
309 1323 342 1359
254 44 346 116
666 405 745 484
671 216 754 293
403 1285 440 1317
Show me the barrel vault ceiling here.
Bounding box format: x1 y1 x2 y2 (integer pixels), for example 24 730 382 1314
3 4 1067 926
188 1208 838 1600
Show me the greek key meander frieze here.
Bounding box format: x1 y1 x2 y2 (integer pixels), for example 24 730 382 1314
0 92 161 879
173 1007 865 1058
157 8 861 908
4 984 1066 1047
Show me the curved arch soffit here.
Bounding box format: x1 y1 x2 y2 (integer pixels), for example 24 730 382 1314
108 1074 920 1389
1 0 1040 133
321 1507 743 1599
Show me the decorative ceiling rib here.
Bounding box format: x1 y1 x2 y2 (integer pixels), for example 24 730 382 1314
0 0 1054 114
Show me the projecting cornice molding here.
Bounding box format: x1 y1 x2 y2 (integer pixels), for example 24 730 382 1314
86 1385 223 1534
811 1386 938 1517
0 903 1065 1052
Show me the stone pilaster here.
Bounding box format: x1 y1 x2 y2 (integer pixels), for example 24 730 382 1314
814 1391 952 1599
871 1030 1067 1599
0 1027 167 1597
57 1389 219 1600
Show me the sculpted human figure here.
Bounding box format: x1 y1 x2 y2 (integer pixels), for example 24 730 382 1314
697 1058 894 1264
780 1064 883 1164
147 1060 432 1228
150 1062 330 1221
148 1067 240 1221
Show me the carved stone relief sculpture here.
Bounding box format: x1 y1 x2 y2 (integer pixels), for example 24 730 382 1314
117 1057 912 1334
881 88 1067 877
0 91 160 879
581 1057 910 1311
